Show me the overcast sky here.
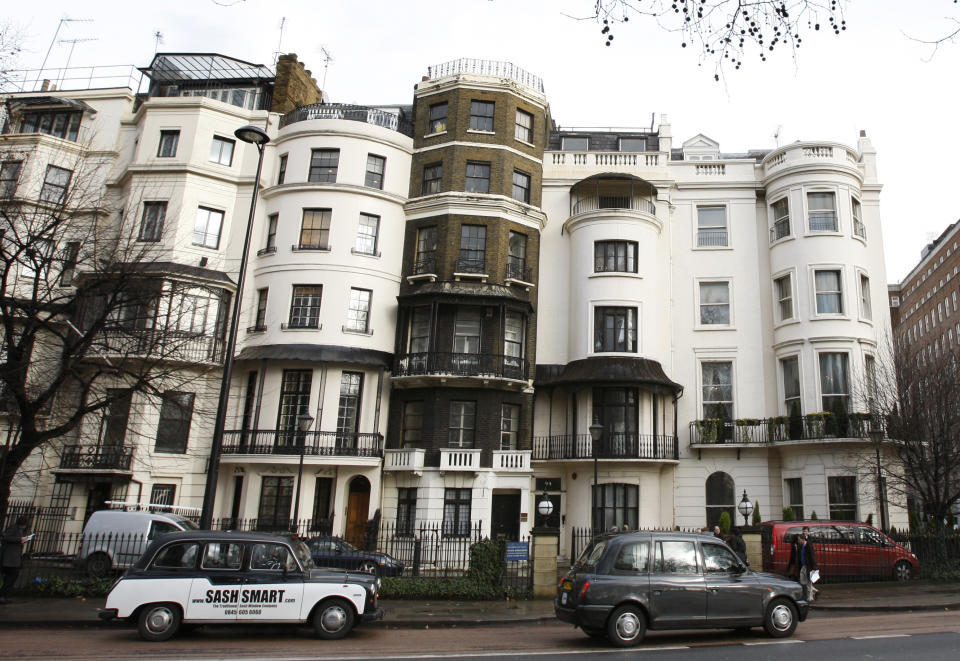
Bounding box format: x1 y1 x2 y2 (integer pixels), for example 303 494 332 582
6 0 958 282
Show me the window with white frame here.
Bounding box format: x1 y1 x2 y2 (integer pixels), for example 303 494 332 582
865 354 877 413
288 285 322 329
448 401 476 448
263 214 278 253
299 208 331 249
504 310 524 370
594 240 637 273
465 161 491 193
512 170 531 203
158 130 179 158
39 165 72 204
365 154 385 189
699 281 731 325
500 403 520 450
819 352 849 412
814 269 843 314
209 136 235 166
808 191 837 231
193 207 224 249
781 356 801 415
139 201 167 242
429 102 447 134
775 274 794 321
701 361 733 419
308 149 339 182
860 273 873 319
443 488 471 537
514 109 533 143
852 198 865 239
770 198 790 241
421 162 442 195
828 476 857 520
696 206 728 247
346 288 372 333
355 213 379 255
469 100 495 131
0 161 22 198
336 371 363 436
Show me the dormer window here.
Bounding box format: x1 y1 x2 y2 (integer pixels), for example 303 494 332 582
562 136 589 151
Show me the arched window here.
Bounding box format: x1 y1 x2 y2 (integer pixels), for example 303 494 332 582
705 472 735 529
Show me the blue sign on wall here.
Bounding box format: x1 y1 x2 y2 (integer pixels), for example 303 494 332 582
505 541 529 561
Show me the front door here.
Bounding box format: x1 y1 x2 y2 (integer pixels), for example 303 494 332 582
345 477 370 547
491 493 520 540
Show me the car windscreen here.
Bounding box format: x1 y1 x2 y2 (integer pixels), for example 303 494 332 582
292 539 316 569
574 539 607 570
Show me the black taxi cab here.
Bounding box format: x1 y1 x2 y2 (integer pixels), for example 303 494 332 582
556 531 808 647
99 531 383 641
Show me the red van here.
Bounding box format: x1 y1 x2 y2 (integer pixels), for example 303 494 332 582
760 521 919 581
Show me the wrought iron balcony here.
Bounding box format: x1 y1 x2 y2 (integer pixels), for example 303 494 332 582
696 228 728 247
413 254 437 275
279 103 414 136
532 433 678 461
570 196 656 216
394 352 528 381
59 445 134 471
221 430 384 458
770 218 791 242
95 329 225 365
506 260 532 282
689 414 879 445
455 254 486 274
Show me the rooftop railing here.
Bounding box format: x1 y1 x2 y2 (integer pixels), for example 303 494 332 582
280 103 413 136
426 58 544 93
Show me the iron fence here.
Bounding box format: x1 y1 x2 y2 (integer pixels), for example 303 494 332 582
220 430 384 457
394 351 529 381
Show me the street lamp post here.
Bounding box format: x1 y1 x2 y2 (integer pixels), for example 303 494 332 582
737 490 754 527
589 423 603 533
291 411 315 530
199 124 270 529
868 422 888 532
536 492 555 529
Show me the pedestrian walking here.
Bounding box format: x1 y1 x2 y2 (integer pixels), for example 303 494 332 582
787 526 818 601
1 516 30 604
729 527 748 566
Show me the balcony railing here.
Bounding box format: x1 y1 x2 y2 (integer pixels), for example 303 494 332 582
96 329 225 364
809 213 838 232
394 352 528 381
383 448 426 472
689 415 878 445
854 219 867 240
413 254 437 275
439 448 482 471
570 196 656 216
292 243 330 252
532 434 678 461
492 450 531 472
221 430 384 458
696 229 728 247
770 218 791 242
279 103 414 136
455 254 486 274
59 445 133 471
506 260 532 282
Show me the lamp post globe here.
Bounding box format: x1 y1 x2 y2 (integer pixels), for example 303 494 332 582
234 124 270 146
737 490 754 526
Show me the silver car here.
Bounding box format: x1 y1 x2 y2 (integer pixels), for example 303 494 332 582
555 531 809 647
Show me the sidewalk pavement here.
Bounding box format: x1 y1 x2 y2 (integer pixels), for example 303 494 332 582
0 580 957 629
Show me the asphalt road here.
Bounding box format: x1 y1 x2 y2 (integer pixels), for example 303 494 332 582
0 609 958 660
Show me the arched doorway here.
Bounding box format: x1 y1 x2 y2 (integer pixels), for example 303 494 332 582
344 476 371 547
705 472 735 529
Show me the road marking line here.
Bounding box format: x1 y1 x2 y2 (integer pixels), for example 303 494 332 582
851 634 911 640
742 639 805 645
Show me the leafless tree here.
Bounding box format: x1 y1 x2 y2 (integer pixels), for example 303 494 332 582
866 341 960 531
0 136 228 515
578 1 848 78
0 22 24 93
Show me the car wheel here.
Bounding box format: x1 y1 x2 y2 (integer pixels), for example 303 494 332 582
582 627 607 640
606 605 646 647
137 603 181 642
312 598 355 640
763 597 798 638
86 552 112 578
893 560 914 581
358 560 378 575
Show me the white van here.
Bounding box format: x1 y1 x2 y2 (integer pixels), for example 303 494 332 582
79 510 199 576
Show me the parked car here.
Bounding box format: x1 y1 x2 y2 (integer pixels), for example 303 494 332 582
307 536 404 577
79 510 198 577
555 531 808 647
760 520 919 581
100 530 383 641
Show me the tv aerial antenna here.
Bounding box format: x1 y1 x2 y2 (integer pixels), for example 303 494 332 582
773 125 783 148
319 46 333 96
153 31 164 52
57 37 99 87
36 17 93 90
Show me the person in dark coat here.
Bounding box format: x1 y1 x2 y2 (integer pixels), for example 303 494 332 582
729 527 748 566
787 527 818 601
1 516 30 603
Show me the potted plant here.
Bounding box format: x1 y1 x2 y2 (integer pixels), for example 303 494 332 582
805 412 827 438
735 418 761 442
695 418 721 443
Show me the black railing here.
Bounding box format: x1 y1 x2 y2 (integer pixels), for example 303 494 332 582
854 219 867 240
256 246 277 256
689 415 879 444
292 242 330 251
532 433 678 460
59 445 134 471
394 352 528 380
212 517 334 536
770 218 791 242
506 260 531 282
413 253 437 275
221 430 384 458
455 254 486 274
279 103 414 136
96 329 225 364
246 325 266 333
697 228 728 247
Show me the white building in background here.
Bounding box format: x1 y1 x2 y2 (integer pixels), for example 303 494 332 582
2 52 900 550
